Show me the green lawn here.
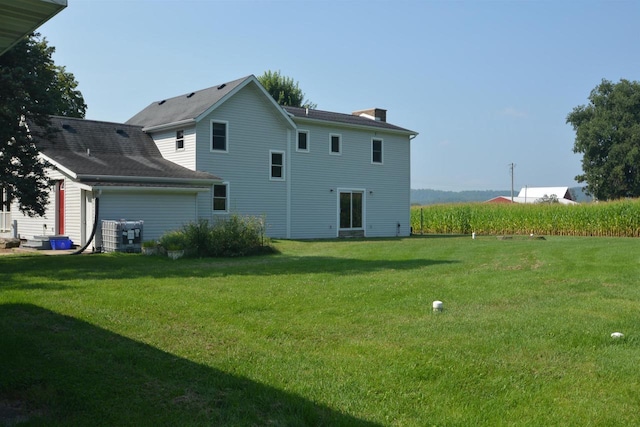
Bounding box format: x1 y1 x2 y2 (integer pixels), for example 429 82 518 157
1 236 639 425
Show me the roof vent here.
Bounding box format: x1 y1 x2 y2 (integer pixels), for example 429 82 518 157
187 92 195 98
217 84 226 90
62 123 70 130
158 100 166 105
116 128 126 135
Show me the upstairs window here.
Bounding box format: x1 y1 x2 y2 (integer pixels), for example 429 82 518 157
270 150 285 180
372 138 383 164
330 134 341 155
176 130 184 150
297 130 309 152
213 183 228 212
211 120 228 152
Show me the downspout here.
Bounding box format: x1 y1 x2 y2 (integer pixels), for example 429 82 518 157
71 197 99 255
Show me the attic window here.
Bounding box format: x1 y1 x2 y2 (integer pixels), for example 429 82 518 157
187 92 195 98
158 100 166 105
176 130 184 150
217 84 226 90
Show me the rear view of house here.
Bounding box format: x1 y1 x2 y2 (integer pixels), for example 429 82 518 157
2 75 417 249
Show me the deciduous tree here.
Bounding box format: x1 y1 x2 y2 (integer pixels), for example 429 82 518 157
0 33 86 216
257 70 316 109
567 79 640 200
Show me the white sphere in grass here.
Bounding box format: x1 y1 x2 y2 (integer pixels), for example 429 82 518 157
432 300 443 312
611 332 624 339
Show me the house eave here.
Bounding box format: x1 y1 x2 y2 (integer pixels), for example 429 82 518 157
291 115 418 137
141 118 196 133
76 174 219 186
88 185 212 194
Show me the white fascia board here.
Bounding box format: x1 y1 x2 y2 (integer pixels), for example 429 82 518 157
39 153 77 178
194 76 297 130
76 174 220 186
92 186 211 194
292 116 418 137
141 118 196 133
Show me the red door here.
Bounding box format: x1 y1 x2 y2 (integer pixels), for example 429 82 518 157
57 180 65 235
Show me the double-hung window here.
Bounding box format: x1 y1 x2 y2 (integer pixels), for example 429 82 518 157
176 130 184 150
372 138 383 164
270 150 285 180
211 120 228 152
297 130 309 152
330 134 341 155
213 183 228 212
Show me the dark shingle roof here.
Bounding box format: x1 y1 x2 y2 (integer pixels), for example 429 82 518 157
126 76 251 129
32 116 219 183
283 106 416 134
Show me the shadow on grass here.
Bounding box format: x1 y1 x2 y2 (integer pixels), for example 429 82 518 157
0 303 380 426
0 252 458 289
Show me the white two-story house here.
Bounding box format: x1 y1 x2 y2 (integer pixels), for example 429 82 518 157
2 75 417 248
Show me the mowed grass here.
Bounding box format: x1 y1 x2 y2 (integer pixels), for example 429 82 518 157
1 236 639 425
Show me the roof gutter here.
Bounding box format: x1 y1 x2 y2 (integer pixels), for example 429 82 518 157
89 185 212 193
141 118 196 133
76 174 219 186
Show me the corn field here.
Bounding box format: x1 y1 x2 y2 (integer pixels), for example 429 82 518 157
411 199 640 237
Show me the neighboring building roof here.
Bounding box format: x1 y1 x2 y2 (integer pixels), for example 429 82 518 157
0 0 67 56
31 116 220 185
126 75 296 132
284 106 417 135
517 187 573 201
485 196 514 204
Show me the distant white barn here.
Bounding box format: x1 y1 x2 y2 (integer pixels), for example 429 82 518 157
486 187 577 205
515 187 576 204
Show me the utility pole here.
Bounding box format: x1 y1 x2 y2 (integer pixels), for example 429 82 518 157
509 163 515 202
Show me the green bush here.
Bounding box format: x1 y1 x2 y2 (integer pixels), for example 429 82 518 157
159 215 269 258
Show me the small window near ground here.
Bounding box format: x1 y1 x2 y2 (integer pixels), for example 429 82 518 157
330 134 341 155
176 130 184 150
213 183 228 212
211 121 228 152
270 150 285 180
297 130 309 152
372 138 383 164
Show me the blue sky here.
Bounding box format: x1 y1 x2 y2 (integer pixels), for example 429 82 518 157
39 0 640 191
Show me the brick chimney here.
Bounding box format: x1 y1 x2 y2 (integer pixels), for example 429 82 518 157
352 108 387 122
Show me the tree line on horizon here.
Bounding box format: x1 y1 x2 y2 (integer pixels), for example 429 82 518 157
410 187 592 205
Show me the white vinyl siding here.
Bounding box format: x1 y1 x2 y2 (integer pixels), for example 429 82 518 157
150 127 196 170
290 122 411 239
195 82 290 238
95 191 198 248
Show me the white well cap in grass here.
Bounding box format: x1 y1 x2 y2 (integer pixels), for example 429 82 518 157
433 300 443 311
611 332 624 339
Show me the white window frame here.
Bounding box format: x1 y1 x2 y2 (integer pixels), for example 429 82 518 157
175 129 185 151
269 150 286 181
297 130 310 153
330 133 342 155
212 182 229 213
371 138 383 164
0 187 10 232
210 120 229 153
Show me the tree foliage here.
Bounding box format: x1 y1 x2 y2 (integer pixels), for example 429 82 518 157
567 79 640 200
0 33 86 216
257 70 316 109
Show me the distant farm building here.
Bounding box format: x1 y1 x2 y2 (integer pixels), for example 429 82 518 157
486 187 577 205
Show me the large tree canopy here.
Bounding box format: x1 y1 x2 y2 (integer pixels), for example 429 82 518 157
257 70 316 109
567 79 640 200
0 33 86 216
